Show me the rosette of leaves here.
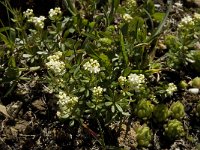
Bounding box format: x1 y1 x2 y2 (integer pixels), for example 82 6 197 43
153 104 169 122
189 77 200 88
134 99 154 120
169 101 185 119
164 119 185 140
135 124 152 147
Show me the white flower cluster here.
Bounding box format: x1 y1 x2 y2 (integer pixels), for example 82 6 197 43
23 9 33 18
194 13 200 20
49 7 62 19
83 59 100 73
118 76 127 86
56 90 78 118
128 73 145 86
123 14 133 22
126 0 137 7
46 51 65 76
166 83 177 96
28 16 46 29
178 15 194 28
118 74 145 91
92 86 104 97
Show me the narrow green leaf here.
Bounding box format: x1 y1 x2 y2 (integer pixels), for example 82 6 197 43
115 103 123 113
111 105 115 113
120 31 128 67
105 102 113 106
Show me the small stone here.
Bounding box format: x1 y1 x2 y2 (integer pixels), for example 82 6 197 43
188 88 199 94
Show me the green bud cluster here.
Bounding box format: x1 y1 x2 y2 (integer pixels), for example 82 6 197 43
134 99 154 120
170 101 185 119
153 104 169 122
164 119 185 139
135 124 152 147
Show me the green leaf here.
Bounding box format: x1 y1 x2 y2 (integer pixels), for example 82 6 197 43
79 87 85 92
99 53 111 68
122 112 130 116
111 105 115 113
4 67 19 80
123 67 131 76
153 13 165 22
115 103 123 113
63 0 77 15
120 31 128 67
113 0 120 10
0 33 11 47
86 90 90 97
87 102 95 108
8 56 16 67
145 0 155 15
121 23 128 36
105 102 113 106
105 95 112 101
129 17 144 38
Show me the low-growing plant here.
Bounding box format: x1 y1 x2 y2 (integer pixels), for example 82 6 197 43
189 77 200 88
135 124 152 147
170 101 185 120
134 99 154 120
164 119 185 140
165 13 200 72
1 0 196 149
153 104 169 122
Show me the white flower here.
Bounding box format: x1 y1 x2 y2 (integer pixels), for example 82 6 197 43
194 13 200 20
83 59 100 73
49 7 62 19
23 9 34 18
92 86 104 97
127 73 145 91
118 76 127 85
46 60 65 75
166 83 177 96
128 73 145 85
56 90 78 118
46 51 65 76
28 16 46 29
126 0 137 8
178 15 194 29
123 14 133 22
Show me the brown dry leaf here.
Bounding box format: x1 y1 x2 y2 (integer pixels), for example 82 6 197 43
0 104 11 118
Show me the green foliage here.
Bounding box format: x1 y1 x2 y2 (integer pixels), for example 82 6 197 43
153 104 169 122
165 13 200 71
136 124 152 147
134 99 154 120
189 51 200 73
179 80 188 89
170 101 185 120
164 119 185 140
1 0 199 148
